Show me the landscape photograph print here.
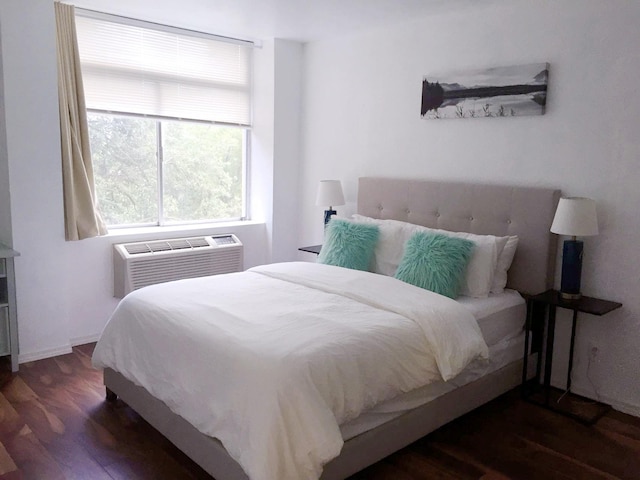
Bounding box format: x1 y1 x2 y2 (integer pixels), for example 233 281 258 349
421 63 549 119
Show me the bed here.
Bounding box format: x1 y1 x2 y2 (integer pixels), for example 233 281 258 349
93 177 560 480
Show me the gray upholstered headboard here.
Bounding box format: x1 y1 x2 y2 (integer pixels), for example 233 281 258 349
357 177 561 295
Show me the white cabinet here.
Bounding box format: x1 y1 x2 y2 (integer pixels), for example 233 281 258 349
0 244 19 372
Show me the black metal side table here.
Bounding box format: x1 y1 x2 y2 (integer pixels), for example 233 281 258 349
522 289 622 424
298 245 322 255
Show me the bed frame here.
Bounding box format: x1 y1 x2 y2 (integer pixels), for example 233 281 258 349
103 177 561 480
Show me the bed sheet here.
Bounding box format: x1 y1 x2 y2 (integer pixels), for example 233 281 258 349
340 290 526 440
340 332 525 440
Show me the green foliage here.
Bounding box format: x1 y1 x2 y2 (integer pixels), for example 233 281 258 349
88 113 245 226
89 114 157 225
163 121 243 222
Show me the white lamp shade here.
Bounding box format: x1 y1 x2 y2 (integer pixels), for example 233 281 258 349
315 180 345 207
550 197 599 236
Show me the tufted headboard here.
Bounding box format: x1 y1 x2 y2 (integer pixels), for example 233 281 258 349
357 177 561 295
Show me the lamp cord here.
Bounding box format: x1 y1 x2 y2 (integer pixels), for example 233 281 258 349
556 353 600 405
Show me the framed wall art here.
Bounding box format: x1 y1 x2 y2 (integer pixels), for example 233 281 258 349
420 63 549 119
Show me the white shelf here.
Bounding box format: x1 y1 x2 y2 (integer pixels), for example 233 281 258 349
0 307 9 356
0 243 20 372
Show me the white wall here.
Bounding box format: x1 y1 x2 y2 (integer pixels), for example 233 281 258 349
0 0 298 362
252 39 304 264
0 26 12 247
0 0 72 360
251 39 276 262
300 0 640 416
272 40 303 262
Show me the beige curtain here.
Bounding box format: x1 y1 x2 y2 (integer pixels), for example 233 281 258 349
54 2 107 240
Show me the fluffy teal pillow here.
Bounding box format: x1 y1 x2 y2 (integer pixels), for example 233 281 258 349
395 231 474 298
318 219 379 271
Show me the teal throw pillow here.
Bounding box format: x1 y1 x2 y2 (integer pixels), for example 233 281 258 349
395 231 474 299
318 219 379 271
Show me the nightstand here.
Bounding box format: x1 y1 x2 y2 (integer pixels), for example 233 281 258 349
522 289 622 424
298 245 322 255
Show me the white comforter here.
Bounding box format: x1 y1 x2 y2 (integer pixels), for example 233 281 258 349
92 262 488 480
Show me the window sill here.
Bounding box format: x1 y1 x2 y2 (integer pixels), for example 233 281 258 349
105 220 264 241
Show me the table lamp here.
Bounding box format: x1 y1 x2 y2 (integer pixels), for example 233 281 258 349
550 197 599 300
316 180 345 226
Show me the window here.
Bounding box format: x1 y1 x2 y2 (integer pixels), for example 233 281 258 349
88 114 246 225
75 12 253 227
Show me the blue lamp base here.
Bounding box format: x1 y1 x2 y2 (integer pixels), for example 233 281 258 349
323 209 336 226
560 239 583 300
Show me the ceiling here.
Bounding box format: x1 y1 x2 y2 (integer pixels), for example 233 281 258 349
70 0 492 43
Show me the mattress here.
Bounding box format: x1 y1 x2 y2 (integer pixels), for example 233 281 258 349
458 289 526 347
340 290 525 440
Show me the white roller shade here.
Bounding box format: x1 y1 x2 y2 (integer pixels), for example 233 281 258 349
75 14 252 126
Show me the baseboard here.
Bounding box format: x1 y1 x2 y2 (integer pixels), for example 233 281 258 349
19 345 73 364
17 334 102 365
570 383 640 418
70 333 101 346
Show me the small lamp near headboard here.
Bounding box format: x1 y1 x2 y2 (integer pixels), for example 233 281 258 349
550 197 599 300
316 180 345 226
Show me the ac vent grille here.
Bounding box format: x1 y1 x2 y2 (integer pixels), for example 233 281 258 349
124 237 210 255
113 235 243 297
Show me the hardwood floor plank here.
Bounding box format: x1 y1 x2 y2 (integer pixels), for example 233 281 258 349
1 344 639 480
516 436 620 480
426 439 564 480
4 424 67 480
383 448 482 479
19 349 208 480
508 409 640 478
0 393 22 437
0 379 113 479
0 442 17 476
74 343 97 369
0 470 23 480
3 377 66 445
596 415 640 447
350 459 417 480
81 399 203 478
358 391 639 480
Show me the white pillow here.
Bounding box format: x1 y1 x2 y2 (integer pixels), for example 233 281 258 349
410 225 498 298
351 215 412 276
352 215 499 298
369 221 408 276
491 235 519 294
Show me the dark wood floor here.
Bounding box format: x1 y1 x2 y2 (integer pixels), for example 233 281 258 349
0 345 638 480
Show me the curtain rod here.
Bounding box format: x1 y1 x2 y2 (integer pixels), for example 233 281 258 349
74 6 260 48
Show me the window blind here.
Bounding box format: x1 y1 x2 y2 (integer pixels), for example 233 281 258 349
75 13 252 126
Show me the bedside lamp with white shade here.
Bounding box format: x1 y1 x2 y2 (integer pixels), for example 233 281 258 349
316 180 345 226
550 197 599 300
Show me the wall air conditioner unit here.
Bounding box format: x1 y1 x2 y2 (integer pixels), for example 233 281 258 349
113 235 243 298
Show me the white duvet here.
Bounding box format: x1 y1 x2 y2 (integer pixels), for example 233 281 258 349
92 262 488 480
